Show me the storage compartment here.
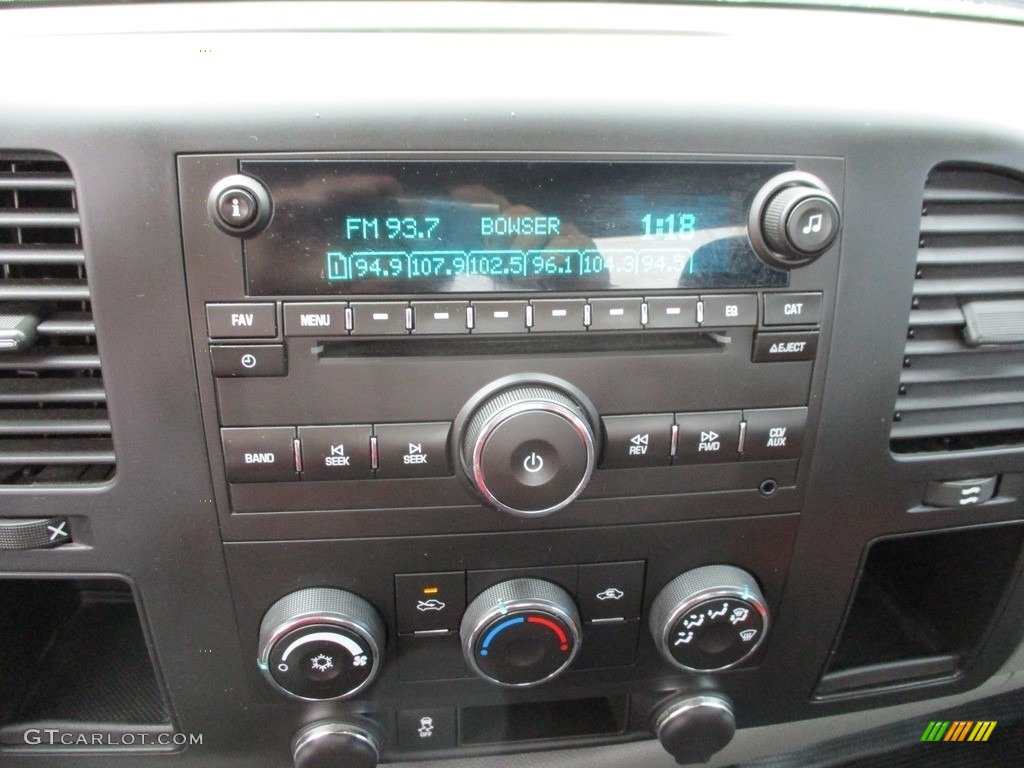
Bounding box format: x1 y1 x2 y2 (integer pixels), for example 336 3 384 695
817 523 1024 696
0 578 171 746
459 696 628 745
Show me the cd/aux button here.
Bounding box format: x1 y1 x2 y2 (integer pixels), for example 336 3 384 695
742 407 807 461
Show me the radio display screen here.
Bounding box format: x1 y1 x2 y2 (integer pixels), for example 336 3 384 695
241 160 791 295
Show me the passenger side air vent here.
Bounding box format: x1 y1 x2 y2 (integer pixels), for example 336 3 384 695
891 163 1024 454
0 152 115 484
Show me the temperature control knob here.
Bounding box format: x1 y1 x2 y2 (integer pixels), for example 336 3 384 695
259 587 385 701
649 565 768 671
749 172 840 268
456 376 600 517
461 578 581 687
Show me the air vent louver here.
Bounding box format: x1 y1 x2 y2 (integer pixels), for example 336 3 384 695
0 152 115 484
891 163 1024 454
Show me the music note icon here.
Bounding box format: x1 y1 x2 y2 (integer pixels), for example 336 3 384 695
802 213 824 235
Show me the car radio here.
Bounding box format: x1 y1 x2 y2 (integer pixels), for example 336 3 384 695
180 154 842 530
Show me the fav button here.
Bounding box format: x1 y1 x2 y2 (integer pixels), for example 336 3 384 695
206 302 277 339
375 422 453 478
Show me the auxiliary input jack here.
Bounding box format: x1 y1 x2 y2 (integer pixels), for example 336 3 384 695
758 479 778 498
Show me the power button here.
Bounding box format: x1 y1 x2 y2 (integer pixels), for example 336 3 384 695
511 441 559 487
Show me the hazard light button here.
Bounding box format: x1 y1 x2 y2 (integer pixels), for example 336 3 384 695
600 414 673 469
674 411 742 464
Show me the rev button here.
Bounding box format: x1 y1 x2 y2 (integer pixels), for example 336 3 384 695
601 414 673 468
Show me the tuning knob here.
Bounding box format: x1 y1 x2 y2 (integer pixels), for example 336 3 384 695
461 578 582 687
292 722 380 768
650 565 768 671
455 376 600 517
258 588 385 701
749 172 840 268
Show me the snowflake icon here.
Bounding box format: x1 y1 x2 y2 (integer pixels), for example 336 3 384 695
352 654 368 667
310 654 333 672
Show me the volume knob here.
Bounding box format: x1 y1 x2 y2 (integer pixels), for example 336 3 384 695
457 377 599 517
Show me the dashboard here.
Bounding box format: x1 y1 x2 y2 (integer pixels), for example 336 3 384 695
2 3 1024 767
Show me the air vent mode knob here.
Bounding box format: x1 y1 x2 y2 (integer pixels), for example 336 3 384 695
461 578 582 687
650 565 768 671
258 587 385 701
455 376 600 517
749 172 840 268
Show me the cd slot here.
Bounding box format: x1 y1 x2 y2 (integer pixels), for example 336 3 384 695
320 330 728 359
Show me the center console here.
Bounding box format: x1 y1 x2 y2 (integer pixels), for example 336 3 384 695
177 152 841 763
